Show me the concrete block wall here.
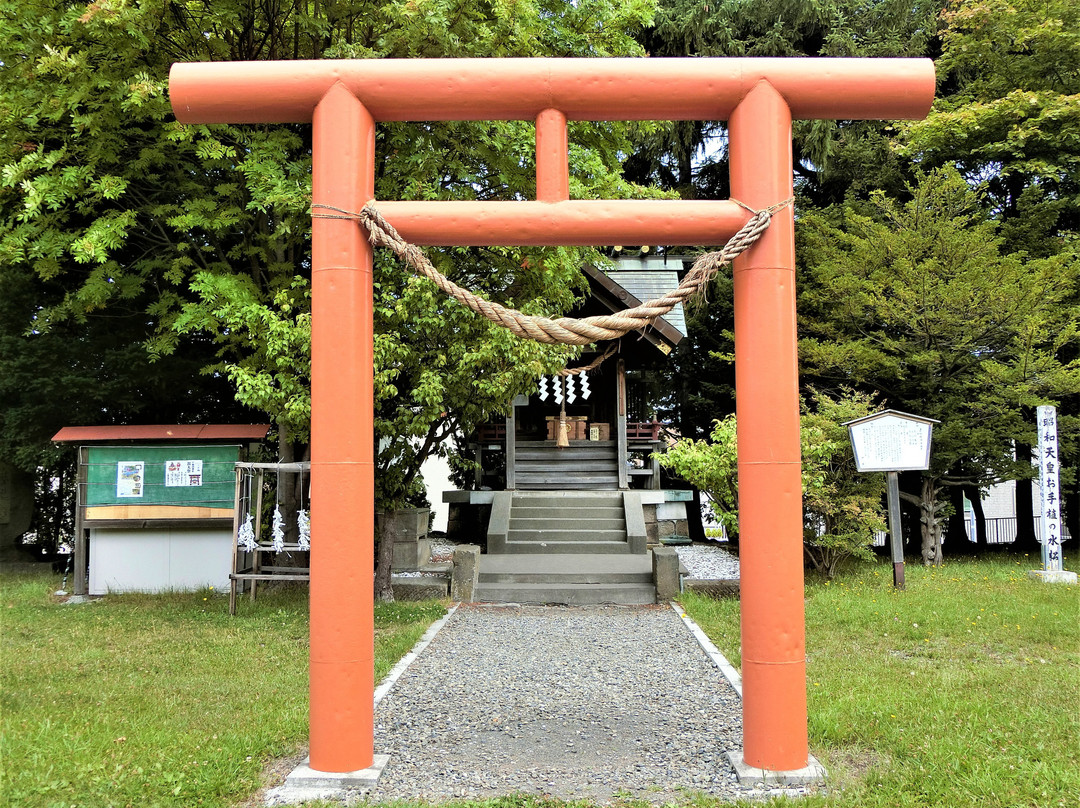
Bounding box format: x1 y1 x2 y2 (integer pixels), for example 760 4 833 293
642 502 689 547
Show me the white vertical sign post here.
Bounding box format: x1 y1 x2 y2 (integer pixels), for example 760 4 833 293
1031 405 1076 584
846 410 939 590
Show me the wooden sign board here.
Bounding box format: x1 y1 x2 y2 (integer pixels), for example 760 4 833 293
845 410 938 473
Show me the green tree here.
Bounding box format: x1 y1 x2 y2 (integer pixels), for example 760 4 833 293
657 387 886 577
798 167 1080 564
0 258 254 553
629 0 944 205
799 389 887 577
658 408 740 535
899 0 1080 544
1 1 657 586
900 0 1080 250
630 0 945 441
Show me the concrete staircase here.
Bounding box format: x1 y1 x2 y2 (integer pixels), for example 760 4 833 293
479 491 655 604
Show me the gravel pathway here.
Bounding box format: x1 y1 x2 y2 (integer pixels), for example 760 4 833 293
366 603 756 805
675 543 740 580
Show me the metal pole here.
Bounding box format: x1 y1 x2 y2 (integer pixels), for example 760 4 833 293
887 471 906 589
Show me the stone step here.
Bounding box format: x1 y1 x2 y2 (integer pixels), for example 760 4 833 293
479 563 651 583
480 553 650 574
516 440 616 449
507 528 627 543
511 493 624 507
473 581 657 605
511 505 625 520
508 517 625 533
514 461 617 472
515 474 619 488
499 540 635 554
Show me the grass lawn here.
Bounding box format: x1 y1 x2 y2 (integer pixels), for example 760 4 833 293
2 555 1076 808
681 553 1080 808
0 572 445 807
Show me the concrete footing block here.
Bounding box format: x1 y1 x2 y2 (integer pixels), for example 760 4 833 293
450 544 480 601
1028 569 1078 584
726 750 826 786
652 546 680 601
265 754 389 805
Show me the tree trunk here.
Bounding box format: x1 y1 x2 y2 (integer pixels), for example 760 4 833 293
919 478 943 566
374 513 395 602
1013 442 1040 550
945 485 972 555
964 484 988 549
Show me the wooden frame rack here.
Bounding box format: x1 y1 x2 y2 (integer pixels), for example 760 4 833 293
230 461 311 615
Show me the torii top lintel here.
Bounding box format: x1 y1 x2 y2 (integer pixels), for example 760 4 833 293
170 57 934 125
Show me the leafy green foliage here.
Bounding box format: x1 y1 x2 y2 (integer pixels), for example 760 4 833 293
1 1 658 512
657 409 740 534
630 0 944 204
799 167 1080 562
901 0 1080 244
658 388 887 575
800 389 888 577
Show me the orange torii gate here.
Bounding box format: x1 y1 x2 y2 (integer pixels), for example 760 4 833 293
170 58 933 778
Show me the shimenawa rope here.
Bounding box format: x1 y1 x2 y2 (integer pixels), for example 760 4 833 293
311 199 790 347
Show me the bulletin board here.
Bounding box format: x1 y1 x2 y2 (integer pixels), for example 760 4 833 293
84 445 239 520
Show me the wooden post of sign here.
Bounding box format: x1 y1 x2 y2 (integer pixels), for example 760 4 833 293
886 471 905 589
73 446 88 597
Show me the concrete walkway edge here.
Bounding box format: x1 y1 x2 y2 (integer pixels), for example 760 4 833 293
669 601 743 697
670 601 827 788
374 603 459 707
267 603 459 806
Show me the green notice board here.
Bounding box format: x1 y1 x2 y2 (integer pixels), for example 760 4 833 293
85 445 239 509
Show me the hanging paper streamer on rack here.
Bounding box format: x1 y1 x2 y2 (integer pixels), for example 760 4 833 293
237 513 257 552
271 506 285 552
566 375 577 403
297 509 311 550
580 373 591 400
554 377 564 405
537 376 549 401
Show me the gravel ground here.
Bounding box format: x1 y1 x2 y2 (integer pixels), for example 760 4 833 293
675 543 740 580
365 603 768 805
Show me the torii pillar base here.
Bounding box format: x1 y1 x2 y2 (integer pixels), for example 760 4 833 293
267 755 390 805
726 750 826 787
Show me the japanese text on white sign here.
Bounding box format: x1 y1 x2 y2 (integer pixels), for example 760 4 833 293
165 460 203 487
1037 405 1064 572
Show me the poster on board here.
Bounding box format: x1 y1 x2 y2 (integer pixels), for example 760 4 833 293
165 460 203 487
116 462 144 498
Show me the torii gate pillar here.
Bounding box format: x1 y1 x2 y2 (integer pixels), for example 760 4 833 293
170 57 934 781
728 80 807 771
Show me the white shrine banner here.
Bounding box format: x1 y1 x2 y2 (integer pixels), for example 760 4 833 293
537 374 592 402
